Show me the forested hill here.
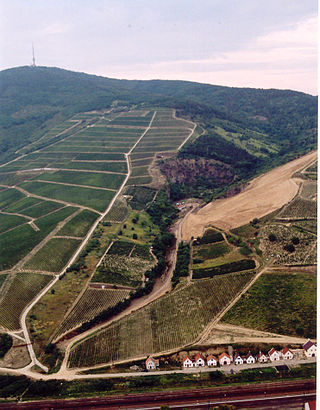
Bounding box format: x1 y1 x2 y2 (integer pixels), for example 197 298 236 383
0 65 317 164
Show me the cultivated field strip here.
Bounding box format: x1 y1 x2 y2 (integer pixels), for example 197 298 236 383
54 288 131 340
68 271 254 368
0 272 53 331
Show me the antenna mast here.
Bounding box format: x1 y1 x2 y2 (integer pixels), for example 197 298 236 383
32 43 36 67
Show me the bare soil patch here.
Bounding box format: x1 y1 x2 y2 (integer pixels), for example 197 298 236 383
181 151 317 240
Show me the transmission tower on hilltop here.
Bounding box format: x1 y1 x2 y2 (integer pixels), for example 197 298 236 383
31 43 36 67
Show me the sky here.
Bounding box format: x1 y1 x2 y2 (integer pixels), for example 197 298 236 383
0 0 317 95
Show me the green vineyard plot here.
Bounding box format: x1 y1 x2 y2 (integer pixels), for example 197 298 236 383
54 287 131 339
0 188 24 210
37 170 125 190
0 213 28 234
19 181 114 212
57 210 99 237
23 238 81 272
22 200 64 218
0 272 53 330
3 197 43 213
68 271 254 368
222 272 316 338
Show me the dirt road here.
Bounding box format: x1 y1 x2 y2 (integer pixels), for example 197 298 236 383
181 150 317 240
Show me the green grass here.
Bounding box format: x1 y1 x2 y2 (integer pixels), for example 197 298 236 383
0 188 24 209
0 273 52 330
3 197 43 213
0 207 77 270
57 210 99 237
37 170 125 190
126 176 152 185
0 213 28 234
19 181 114 212
119 210 160 244
24 238 81 272
75 153 125 161
222 272 316 338
22 201 64 218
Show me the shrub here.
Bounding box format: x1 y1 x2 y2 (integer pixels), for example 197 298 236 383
291 237 300 245
283 243 295 253
268 233 277 242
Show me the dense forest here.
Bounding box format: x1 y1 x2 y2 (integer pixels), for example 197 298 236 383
0 65 317 170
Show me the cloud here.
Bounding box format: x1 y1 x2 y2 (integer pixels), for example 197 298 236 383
102 14 317 94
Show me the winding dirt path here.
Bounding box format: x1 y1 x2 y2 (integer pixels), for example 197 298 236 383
181 150 317 240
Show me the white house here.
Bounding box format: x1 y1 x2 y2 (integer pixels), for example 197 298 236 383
233 353 244 365
145 356 159 370
256 351 268 363
194 353 206 367
281 347 294 360
207 355 217 367
268 348 281 361
244 351 256 364
219 352 231 366
303 340 317 358
182 355 194 368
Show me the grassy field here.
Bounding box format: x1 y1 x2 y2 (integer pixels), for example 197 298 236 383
68 271 254 368
300 182 317 200
23 238 81 272
222 271 316 338
19 181 114 212
0 273 53 330
118 210 160 244
0 213 28 234
57 210 99 237
54 288 131 339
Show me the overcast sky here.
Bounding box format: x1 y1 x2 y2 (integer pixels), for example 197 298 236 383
0 0 317 94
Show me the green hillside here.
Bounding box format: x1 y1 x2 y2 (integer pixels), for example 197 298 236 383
0 66 317 166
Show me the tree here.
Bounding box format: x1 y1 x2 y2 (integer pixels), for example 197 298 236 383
268 233 277 242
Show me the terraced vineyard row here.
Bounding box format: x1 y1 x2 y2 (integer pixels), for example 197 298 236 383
54 288 131 340
68 271 254 368
0 272 53 330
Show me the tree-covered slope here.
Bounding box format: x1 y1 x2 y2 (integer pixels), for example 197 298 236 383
0 65 317 165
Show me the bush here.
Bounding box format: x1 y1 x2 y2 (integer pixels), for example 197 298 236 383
283 243 295 253
0 333 13 358
268 233 277 242
291 237 300 245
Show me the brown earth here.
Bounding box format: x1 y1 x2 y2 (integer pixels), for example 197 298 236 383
181 150 317 240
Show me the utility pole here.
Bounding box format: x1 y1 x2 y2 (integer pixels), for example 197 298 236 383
31 43 36 67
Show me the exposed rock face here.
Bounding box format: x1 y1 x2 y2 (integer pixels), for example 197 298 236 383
159 157 235 185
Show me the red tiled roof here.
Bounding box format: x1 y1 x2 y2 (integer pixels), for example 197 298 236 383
207 355 217 361
303 340 315 351
146 356 159 365
218 352 231 360
182 355 192 363
194 353 205 361
282 347 290 354
268 348 276 356
245 351 254 360
257 351 267 359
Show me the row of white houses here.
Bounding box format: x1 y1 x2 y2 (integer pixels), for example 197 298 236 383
145 340 316 370
183 347 296 368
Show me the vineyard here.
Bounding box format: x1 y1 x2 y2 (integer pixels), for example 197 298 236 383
68 271 254 368
104 198 128 222
0 273 53 330
93 254 154 287
54 288 130 339
124 186 157 211
277 197 316 219
259 223 316 265
222 271 316 338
